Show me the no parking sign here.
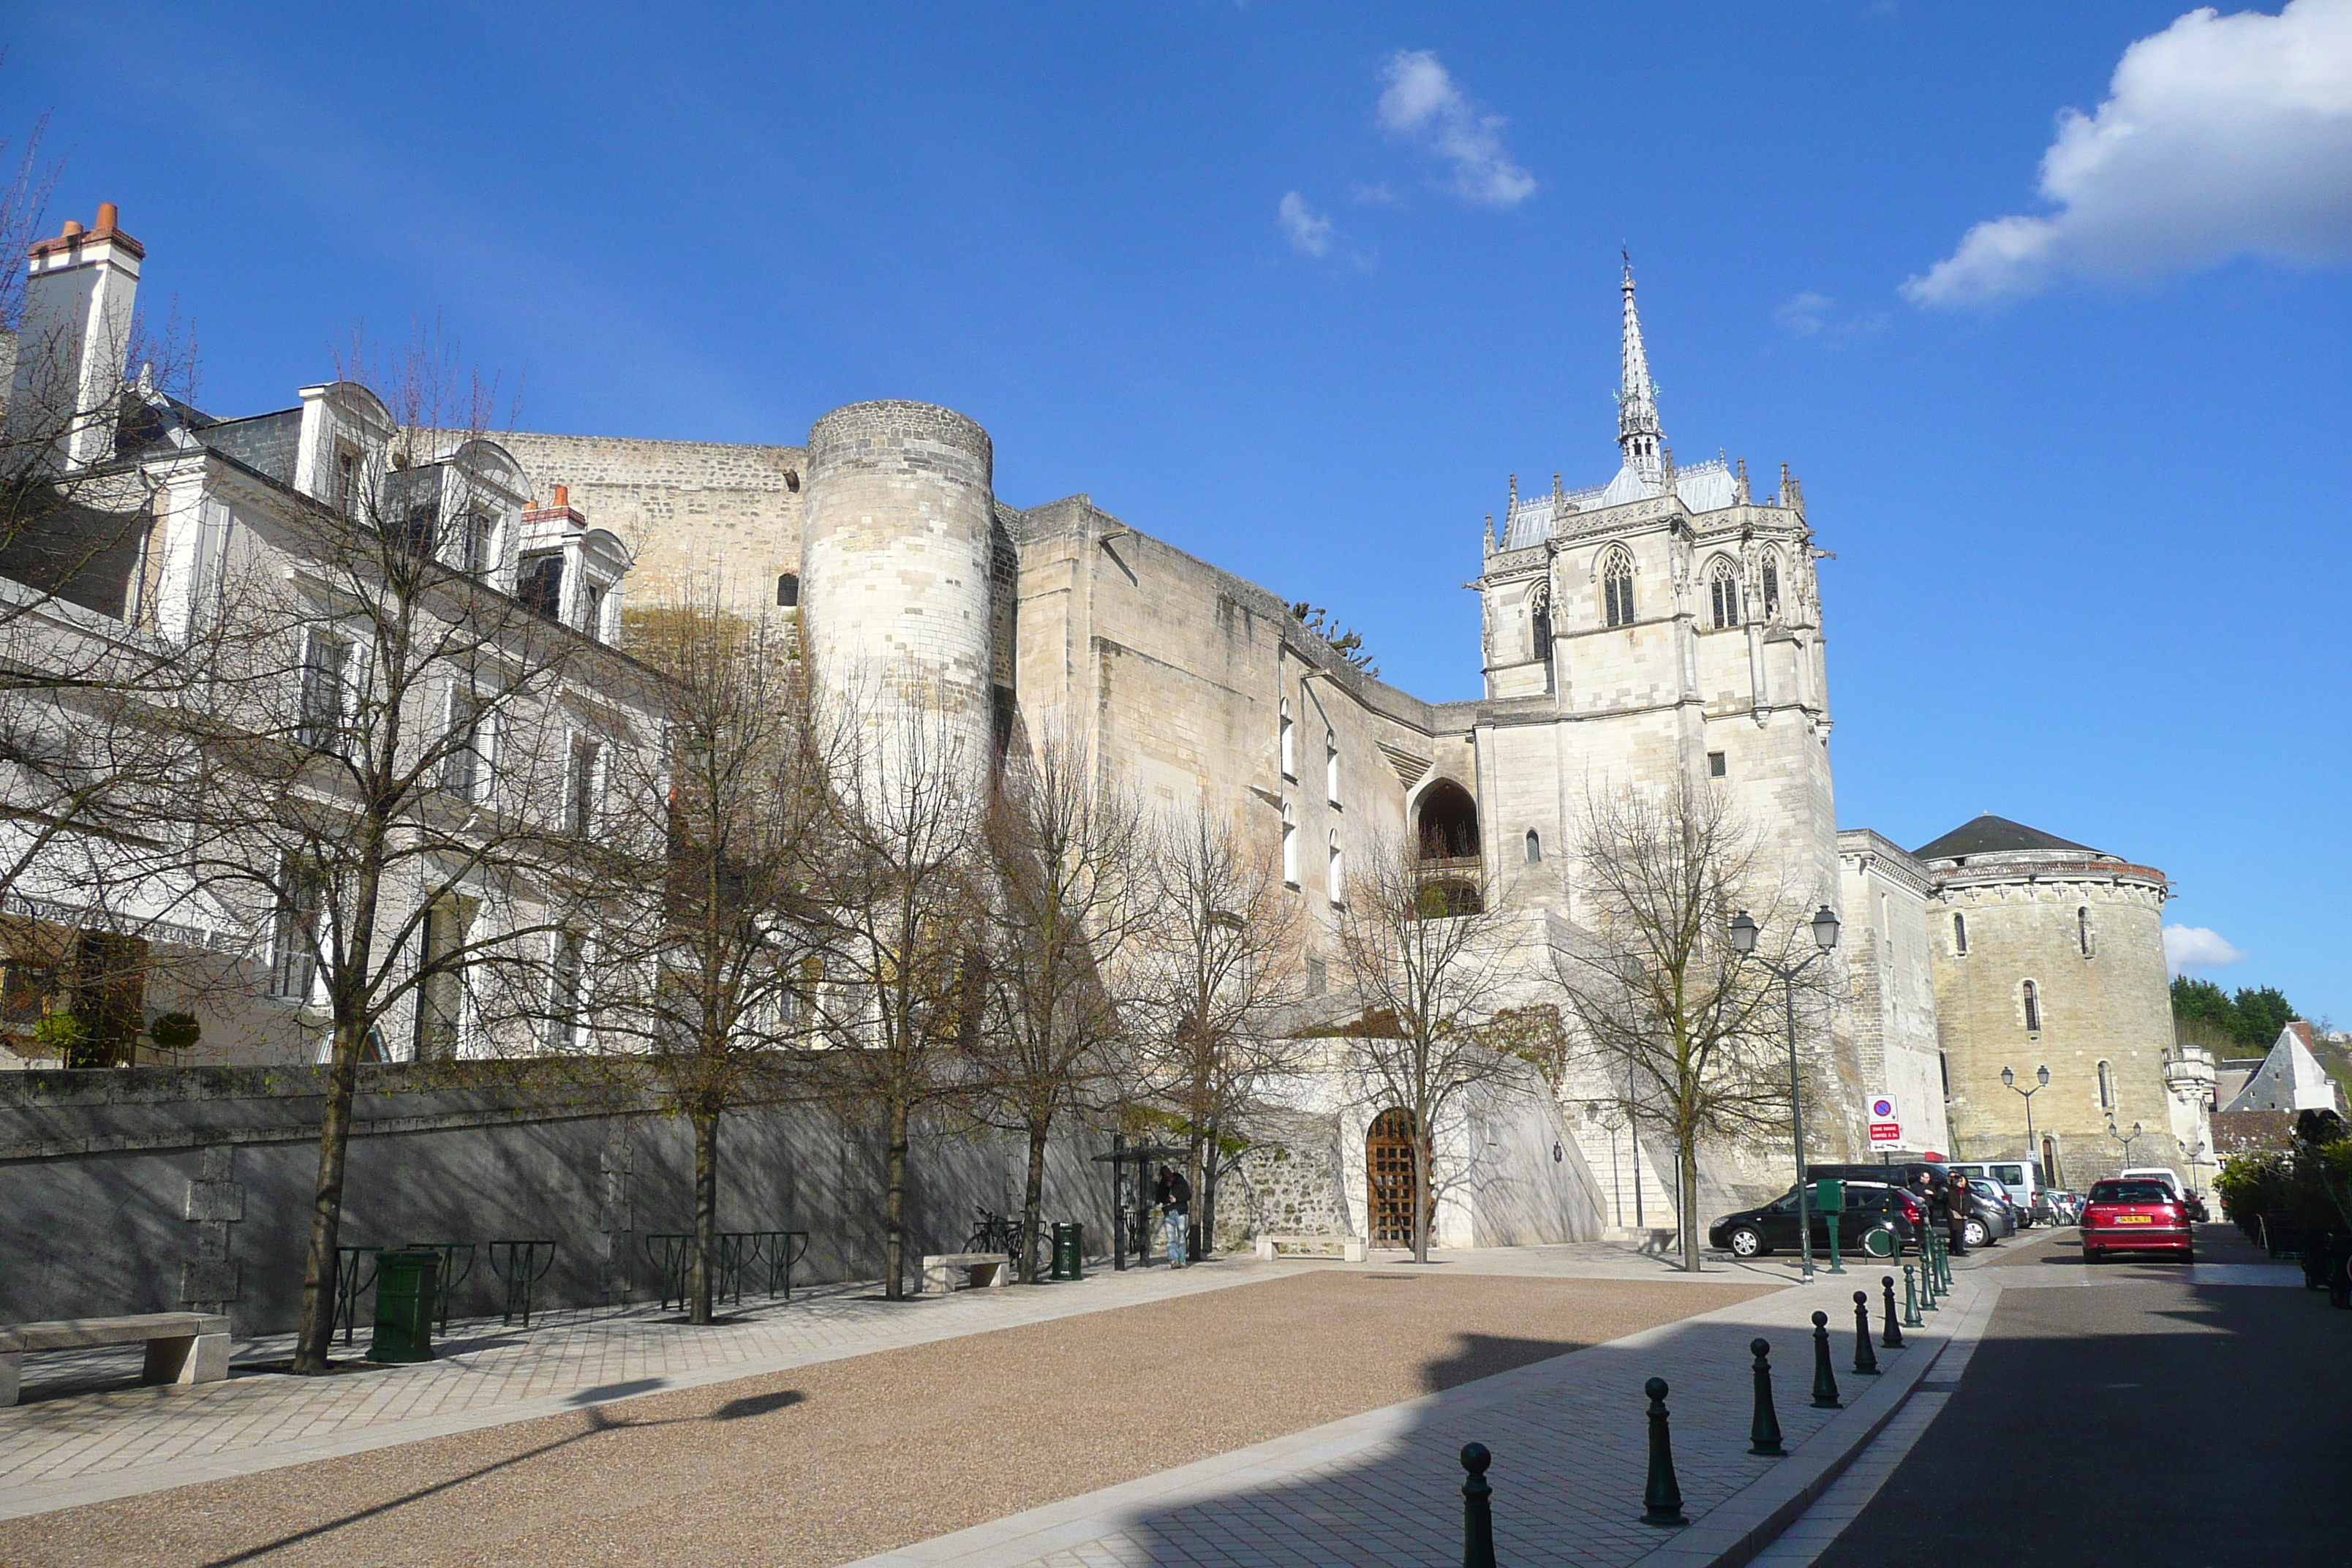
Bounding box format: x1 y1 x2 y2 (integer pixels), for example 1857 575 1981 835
1869 1096 1899 1144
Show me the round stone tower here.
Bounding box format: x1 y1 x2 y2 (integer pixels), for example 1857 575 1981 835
799 400 998 782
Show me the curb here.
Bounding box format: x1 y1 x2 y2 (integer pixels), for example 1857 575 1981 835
1630 1273 2002 1568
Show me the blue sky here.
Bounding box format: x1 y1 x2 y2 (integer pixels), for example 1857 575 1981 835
7 2 2350 1019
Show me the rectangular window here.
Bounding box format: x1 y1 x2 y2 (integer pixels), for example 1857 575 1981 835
297 632 355 753
1707 751 1727 778
269 862 324 1000
519 551 565 619
547 930 584 1051
1304 955 1326 996
568 734 603 835
466 513 499 576
443 690 492 803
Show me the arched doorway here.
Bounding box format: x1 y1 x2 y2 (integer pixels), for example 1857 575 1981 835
1416 780 1480 862
1367 1108 1426 1247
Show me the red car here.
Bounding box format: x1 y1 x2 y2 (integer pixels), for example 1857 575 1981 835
2079 1177 2193 1263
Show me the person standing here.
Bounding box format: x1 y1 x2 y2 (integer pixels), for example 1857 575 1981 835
1948 1172 1972 1256
1158 1164 1193 1267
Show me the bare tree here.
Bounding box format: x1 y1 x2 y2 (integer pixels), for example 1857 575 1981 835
1330 834 1519 1264
1549 777 1823 1273
586 589 837 1322
148 332 642 1370
813 682 989 1300
968 723 1147 1281
1131 802 1306 1256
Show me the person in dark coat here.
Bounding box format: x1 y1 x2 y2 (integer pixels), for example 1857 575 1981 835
1157 1164 1193 1267
1947 1172 1972 1255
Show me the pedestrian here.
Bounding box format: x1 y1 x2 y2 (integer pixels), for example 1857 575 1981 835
1948 1172 1971 1256
1160 1164 1193 1267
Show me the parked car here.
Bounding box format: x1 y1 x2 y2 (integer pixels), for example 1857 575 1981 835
1950 1178 2013 1248
2120 1166 2188 1199
1947 1160 2044 1226
2046 1190 2084 1225
2182 1191 2210 1223
2081 1177 2193 1262
1710 1180 1923 1259
1972 1176 2026 1235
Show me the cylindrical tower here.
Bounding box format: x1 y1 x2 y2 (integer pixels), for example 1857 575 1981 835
800 400 997 786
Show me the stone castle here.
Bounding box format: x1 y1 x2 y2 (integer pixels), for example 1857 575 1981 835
488 266 2205 1226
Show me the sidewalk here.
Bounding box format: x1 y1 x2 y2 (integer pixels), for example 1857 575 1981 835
847 1266 1992 1568
0 1255 1290 1521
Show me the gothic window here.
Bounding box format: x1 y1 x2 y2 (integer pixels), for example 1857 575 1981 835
2022 979 2042 1033
2097 1059 2114 1110
1708 559 1741 629
1325 729 1340 806
1602 548 1635 629
1529 583 1553 663
1524 829 1542 864
1279 699 1295 780
1953 913 1968 955
1707 750 1727 778
1327 829 1345 906
1281 803 1298 886
1762 551 1782 618
775 572 799 608
2078 907 2094 958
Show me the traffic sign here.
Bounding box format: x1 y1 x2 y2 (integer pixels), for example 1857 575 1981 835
1869 1122 1901 1143
1870 1097 1895 1120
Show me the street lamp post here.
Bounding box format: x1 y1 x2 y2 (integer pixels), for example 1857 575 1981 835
2107 1119 2145 1167
1729 905 1842 1285
2001 1064 2051 1183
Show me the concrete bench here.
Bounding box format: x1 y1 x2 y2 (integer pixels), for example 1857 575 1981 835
1254 1234 1366 1262
0 1313 233 1406
919 1252 1012 1294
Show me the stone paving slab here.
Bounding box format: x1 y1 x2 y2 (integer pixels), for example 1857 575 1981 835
845 1269 1992 1568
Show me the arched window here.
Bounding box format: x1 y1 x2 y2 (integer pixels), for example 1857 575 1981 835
1953 913 1967 955
2022 979 2041 1033
2097 1060 2114 1110
1327 829 1345 906
2078 907 2094 958
1761 551 1782 618
1529 583 1553 663
1524 828 1542 864
1708 559 1741 629
1325 729 1340 806
1279 698 1295 780
1281 803 1298 886
775 572 800 608
1602 548 1635 629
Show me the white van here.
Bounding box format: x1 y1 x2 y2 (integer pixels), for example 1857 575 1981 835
1947 1160 2041 1223
2120 1166 2186 1199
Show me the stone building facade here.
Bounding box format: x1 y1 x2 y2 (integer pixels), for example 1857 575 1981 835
1911 815 2206 1188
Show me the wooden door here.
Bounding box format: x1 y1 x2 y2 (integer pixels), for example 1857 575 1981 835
1367 1108 1422 1245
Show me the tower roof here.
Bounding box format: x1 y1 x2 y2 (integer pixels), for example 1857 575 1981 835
1616 258 1662 479
1910 813 2106 862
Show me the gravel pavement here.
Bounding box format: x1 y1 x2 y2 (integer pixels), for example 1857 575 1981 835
0 1270 1769 1568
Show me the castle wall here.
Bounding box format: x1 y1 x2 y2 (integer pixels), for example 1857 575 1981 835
1838 831 1953 1159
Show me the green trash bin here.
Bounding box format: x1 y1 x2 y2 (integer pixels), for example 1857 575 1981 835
372 1250 441 1362
1050 1221 1085 1282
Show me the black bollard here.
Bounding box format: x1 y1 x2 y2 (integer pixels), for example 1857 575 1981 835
1641 1376 1688 1526
1459 1442 1497 1568
1881 1274 1904 1348
1810 1311 1842 1409
1747 1338 1784 1456
1852 1292 1880 1375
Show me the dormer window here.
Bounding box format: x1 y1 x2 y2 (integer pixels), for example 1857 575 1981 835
465 512 499 576
519 552 565 619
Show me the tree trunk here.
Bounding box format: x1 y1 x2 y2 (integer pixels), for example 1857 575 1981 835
1413 1127 1433 1265
883 1093 911 1300
1019 1120 1049 1284
690 1107 720 1324
291 1016 369 1373
1678 1137 1701 1273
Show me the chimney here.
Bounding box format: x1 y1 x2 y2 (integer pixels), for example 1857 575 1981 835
9 203 146 468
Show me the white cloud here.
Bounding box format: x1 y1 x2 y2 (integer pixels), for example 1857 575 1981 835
1350 180 1401 206
1774 290 1889 342
2165 924 2247 973
1907 0 2352 306
1278 191 1333 257
1375 50 1537 208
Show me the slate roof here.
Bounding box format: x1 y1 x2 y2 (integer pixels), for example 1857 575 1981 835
1911 813 2105 862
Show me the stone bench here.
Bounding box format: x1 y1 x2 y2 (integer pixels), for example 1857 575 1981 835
0 1313 233 1406
919 1252 1012 1294
1254 1234 1366 1263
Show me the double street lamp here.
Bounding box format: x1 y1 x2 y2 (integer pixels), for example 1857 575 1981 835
2001 1064 2050 1184
2108 1118 2146 1166
1729 904 1841 1284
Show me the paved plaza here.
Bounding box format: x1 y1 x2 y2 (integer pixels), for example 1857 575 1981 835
0 1243 2002 1567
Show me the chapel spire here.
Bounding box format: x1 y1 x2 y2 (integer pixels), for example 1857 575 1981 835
1616 255 1663 485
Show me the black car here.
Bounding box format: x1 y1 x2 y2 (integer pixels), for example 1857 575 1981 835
1709 1180 1921 1259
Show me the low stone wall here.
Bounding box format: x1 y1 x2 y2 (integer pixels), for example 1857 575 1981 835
0 1063 1115 1335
